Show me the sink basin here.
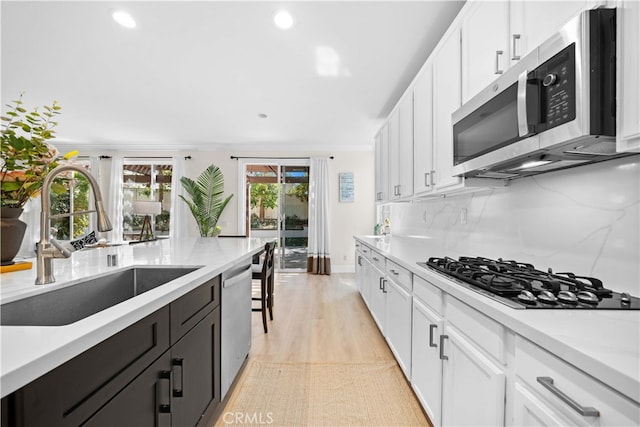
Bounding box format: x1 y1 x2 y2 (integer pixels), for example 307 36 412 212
0 266 200 326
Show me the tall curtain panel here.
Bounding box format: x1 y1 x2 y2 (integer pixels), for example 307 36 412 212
169 156 190 240
307 157 331 275
107 156 124 243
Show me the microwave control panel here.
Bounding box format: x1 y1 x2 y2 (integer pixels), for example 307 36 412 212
535 43 576 132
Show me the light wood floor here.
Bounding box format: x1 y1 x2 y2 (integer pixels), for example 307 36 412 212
208 272 431 426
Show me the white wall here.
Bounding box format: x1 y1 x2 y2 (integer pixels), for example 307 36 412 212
42 147 375 271
384 155 640 296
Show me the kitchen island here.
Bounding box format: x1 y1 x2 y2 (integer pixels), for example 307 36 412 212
355 235 640 426
0 237 269 409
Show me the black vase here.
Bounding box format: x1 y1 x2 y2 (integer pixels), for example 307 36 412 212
1 207 27 266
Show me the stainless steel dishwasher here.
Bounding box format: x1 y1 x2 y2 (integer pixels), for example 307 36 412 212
221 261 253 398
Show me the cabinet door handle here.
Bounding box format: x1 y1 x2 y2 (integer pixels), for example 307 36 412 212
430 170 436 186
158 370 172 414
536 377 600 417
379 276 384 290
439 334 449 360
495 50 504 74
382 279 388 293
357 256 362 266
425 172 430 187
397 185 401 196
512 34 521 60
429 324 438 347
172 358 184 398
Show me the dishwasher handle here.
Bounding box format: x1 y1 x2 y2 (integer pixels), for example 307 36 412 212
223 265 252 288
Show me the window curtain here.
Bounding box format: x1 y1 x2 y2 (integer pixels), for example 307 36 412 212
107 156 124 243
307 157 331 275
169 156 189 240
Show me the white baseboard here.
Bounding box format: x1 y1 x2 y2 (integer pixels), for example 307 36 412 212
331 264 355 273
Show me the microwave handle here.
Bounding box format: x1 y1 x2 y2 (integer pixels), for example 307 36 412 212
517 70 530 137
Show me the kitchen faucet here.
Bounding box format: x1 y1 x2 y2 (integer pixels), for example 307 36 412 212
36 164 113 285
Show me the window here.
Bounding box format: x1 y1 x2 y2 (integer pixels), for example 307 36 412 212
122 160 173 241
50 160 93 240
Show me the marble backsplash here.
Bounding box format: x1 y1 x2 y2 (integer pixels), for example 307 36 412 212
382 155 640 296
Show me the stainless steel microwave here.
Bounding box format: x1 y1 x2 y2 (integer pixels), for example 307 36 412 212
452 8 626 179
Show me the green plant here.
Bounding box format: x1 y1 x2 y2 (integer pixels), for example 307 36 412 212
180 164 233 237
0 94 69 208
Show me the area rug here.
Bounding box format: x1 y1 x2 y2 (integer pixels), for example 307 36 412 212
216 360 429 426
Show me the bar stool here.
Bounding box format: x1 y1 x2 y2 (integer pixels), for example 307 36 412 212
252 241 276 333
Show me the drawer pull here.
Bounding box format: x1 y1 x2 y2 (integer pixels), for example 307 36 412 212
536 376 600 417
389 269 399 275
429 324 437 348
373 257 379 262
439 334 449 360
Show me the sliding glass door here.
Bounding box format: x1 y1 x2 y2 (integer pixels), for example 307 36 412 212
242 160 309 270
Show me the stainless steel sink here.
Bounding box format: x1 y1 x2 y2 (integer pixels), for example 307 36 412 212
0 266 200 326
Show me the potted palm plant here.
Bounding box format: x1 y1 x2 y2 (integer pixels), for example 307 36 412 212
180 164 233 237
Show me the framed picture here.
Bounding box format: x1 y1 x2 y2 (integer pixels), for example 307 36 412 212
339 172 354 202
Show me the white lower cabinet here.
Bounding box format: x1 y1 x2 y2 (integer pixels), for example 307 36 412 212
354 240 639 427
369 263 387 335
385 277 413 379
412 298 444 426
441 325 506 427
512 336 640 426
513 381 573 427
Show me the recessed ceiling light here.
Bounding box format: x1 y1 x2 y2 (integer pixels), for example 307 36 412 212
273 10 294 30
112 10 136 29
258 113 268 119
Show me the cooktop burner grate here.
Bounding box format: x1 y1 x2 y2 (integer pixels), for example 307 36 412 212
418 256 639 309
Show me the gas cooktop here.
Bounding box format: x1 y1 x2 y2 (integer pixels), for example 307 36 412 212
418 256 639 310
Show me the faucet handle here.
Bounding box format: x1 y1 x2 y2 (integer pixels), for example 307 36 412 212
50 239 72 258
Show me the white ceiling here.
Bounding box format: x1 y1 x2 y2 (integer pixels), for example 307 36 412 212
1 1 465 152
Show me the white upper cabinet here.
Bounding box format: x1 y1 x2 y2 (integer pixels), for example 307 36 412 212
461 1 510 104
617 0 640 152
413 64 435 196
387 110 400 201
388 96 414 201
433 27 463 190
509 1 601 63
375 125 389 203
398 93 414 198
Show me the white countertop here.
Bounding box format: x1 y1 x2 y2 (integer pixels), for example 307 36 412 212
355 235 640 404
0 237 270 398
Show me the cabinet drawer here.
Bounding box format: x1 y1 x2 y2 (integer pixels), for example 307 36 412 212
361 244 372 261
446 297 505 364
515 336 640 426
170 276 220 344
386 260 412 292
3 307 171 426
370 250 386 272
413 274 443 314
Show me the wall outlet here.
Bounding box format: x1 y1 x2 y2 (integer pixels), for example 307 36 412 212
460 208 468 225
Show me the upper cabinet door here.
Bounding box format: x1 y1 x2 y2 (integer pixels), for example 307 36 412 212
509 1 600 63
618 0 640 152
388 110 400 201
413 64 434 196
433 28 463 190
461 1 510 103
398 93 414 198
375 125 389 203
